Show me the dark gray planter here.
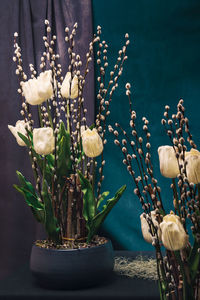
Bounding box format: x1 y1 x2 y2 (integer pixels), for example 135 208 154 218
30 239 114 290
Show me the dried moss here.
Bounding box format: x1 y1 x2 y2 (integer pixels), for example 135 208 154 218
114 255 158 281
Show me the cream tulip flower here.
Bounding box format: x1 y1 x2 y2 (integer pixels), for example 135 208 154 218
81 128 103 158
33 127 55 155
158 145 179 178
21 70 53 105
60 72 78 99
140 211 161 243
185 149 200 184
160 212 188 251
8 120 30 146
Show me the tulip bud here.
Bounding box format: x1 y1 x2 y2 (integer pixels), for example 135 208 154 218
33 127 55 155
160 212 188 251
60 72 78 99
185 149 200 184
140 211 161 243
81 128 103 158
158 145 179 178
21 70 53 105
8 120 30 146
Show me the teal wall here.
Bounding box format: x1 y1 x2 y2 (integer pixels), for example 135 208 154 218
92 0 200 250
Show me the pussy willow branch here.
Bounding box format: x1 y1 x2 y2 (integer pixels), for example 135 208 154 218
13 36 43 200
96 34 129 199
162 101 200 231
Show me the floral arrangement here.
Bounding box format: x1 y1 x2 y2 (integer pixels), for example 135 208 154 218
8 21 128 246
111 84 200 300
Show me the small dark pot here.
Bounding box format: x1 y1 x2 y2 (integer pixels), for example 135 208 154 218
30 239 114 290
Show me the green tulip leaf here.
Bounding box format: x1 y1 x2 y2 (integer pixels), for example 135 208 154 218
189 238 200 282
27 129 33 140
89 124 95 130
46 154 54 168
14 171 44 223
18 133 53 185
30 207 45 223
16 170 33 190
15 171 42 206
87 184 126 242
57 122 72 182
14 184 44 210
97 191 110 209
75 139 84 165
36 153 54 186
78 170 96 227
42 180 61 243
57 121 67 142
17 132 31 147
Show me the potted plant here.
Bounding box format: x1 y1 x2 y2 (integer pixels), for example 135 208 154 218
112 84 200 299
8 20 128 289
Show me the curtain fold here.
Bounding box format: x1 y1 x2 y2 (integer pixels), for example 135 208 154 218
0 0 94 279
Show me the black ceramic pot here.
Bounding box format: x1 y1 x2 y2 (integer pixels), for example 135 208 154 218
30 239 114 290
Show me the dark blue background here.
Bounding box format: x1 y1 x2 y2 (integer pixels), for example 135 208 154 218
92 0 200 250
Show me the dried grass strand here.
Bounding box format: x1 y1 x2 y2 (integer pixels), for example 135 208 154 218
114 255 158 281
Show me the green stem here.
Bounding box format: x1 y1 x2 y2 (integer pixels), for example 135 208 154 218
66 100 70 133
155 246 168 299
189 238 200 283
92 158 96 193
25 133 42 201
157 260 167 300
84 156 87 177
91 158 97 213
172 178 181 218
42 156 46 191
46 100 53 129
174 251 195 300
38 105 43 127
80 138 84 174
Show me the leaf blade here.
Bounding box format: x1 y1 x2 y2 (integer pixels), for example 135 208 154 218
87 185 126 242
78 170 96 227
97 191 110 209
42 180 61 243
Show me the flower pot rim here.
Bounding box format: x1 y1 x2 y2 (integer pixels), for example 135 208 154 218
33 238 112 253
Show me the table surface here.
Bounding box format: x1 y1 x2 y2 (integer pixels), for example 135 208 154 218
0 251 160 300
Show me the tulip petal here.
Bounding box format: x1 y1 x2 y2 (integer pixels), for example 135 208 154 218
22 70 53 105
33 127 55 155
8 120 30 146
81 128 103 158
60 72 78 99
158 145 179 178
160 213 188 251
185 151 200 184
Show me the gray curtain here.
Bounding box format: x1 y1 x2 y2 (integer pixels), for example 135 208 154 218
0 0 94 279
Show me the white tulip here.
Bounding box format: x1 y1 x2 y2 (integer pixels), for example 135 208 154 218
8 120 30 146
160 212 188 251
140 211 161 244
158 145 179 178
60 72 78 99
21 70 53 105
33 127 55 155
185 149 200 184
81 128 103 158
